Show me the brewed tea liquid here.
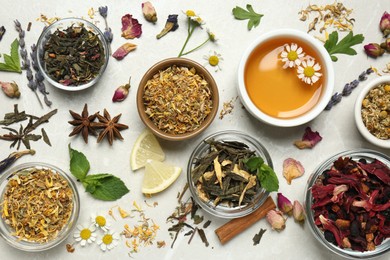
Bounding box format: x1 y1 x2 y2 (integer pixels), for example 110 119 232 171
244 38 324 119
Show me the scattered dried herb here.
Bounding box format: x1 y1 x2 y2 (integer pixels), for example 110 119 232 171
0 38 21 73
232 4 263 31
0 26 5 41
361 83 390 140
41 128 51 146
98 6 113 54
143 65 213 135
43 23 106 86
0 104 35 126
324 31 364 62
31 43 51 107
69 145 129 201
27 22 32 32
93 109 129 145
311 156 390 252
0 149 35 174
219 97 237 119
66 243 75 253
203 220 211 229
1 166 74 243
68 104 98 144
37 14 60 26
252 228 266 246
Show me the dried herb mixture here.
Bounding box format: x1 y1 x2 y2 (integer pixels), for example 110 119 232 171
1 167 74 243
143 65 213 135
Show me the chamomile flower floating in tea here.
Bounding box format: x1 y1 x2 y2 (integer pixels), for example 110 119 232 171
297 59 322 85
73 224 97 246
91 214 111 232
204 51 223 71
97 232 120 252
280 43 304 68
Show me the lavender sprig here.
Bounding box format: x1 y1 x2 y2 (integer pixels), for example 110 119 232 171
98 6 112 54
0 26 5 41
14 19 43 108
31 44 52 107
325 68 374 110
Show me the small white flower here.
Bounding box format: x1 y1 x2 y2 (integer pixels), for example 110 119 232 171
280 43 305 69
97 232 120 252
73 224 97 246
203 51 223 71
91 213 111 232
297 59 322 85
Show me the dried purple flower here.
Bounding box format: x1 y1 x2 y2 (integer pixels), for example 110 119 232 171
277 193 293 215
121 14 142 39
104 28 113 43
98 6 108 18
294 127 322 149
0 26 6 41
379 11 390 37
142 1 157 23
156 14 179 39
112 78 131 102
364 43 385 58
112 43 137 60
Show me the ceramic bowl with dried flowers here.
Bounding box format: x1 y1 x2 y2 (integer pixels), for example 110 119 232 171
137 57 219 141
354 76 390 149
237 29 334 127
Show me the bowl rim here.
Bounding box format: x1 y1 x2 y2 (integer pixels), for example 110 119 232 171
137 57 219 141
0 162 80 252
36 17 109 92
304 149 390 259
237 28 335 127
186 130 271 219
354 76 390 149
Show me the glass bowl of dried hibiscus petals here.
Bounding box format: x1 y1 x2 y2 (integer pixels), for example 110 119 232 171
0 162 80 251
304 149 390 259
187 130 274 219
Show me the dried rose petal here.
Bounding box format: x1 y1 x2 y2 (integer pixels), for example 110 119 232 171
112 43 137 60
121 14 142 39
283 158 304 184
294 127 322 149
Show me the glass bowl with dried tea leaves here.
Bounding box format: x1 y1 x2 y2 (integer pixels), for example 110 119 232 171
36 18 109 91
304 149 390 259
354 76 390 149
137 57 219 141
0 162 80 251
187 130 274 219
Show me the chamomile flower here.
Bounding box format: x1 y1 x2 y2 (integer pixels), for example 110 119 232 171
91 213 111 232
280 43 305 69
73 224 97 246
204 51 223 71
297 59 322 85
184 10 204 26
97 232 120 252
206 28 217 42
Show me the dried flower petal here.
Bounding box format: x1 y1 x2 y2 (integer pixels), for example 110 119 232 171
292 200 305 222
283 158 304 185
277 193 293 215
294 127 322 149
121 14 142 39
156 14 179 39
112 43 137 60
379 11 390 37
142 1 157 23
0 81 20 98
266 209 286 231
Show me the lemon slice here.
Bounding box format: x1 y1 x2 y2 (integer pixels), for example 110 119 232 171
130 130 165 171
142 160 182 194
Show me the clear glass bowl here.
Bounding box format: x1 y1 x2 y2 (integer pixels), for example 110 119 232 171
0 163 80 252
304 149 390 259
36 18 109 91
187 130 272 218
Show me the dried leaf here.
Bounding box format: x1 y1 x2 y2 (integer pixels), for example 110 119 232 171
283 158 305 185
41 128 51 146
253 228 266 246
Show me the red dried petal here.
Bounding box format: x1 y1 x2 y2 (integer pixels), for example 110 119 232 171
294 127 322 149
121 14 142 39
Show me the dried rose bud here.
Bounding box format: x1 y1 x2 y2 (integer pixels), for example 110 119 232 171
142 1 157 23
266 209 286 231
112 78 131 102
364 43 385 58
277 193 293 215
112 43 137 60
380 11 390 37
380 38 390 52
0 81 20 98
292 200 305 222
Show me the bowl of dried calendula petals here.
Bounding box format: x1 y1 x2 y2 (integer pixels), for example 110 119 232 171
354 76 390 149
137 58 219 141
0 163 80 251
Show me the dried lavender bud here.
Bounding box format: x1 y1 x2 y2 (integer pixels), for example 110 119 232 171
26 69 33 81
0 26 6 41
14 20 21 30
366 68 374 74
35 72 44 82
20 48 27 60
342 83 352 96
98 6 108 18
18 30 25 39
104 28 113 43
359 71 368 81
350 79 359 88
27 80 37 91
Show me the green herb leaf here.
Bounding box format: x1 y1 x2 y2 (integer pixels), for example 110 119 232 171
0 39 21 73
85 175 129 201
244 156 279 192
232 4 263 30
68 144 90 181
243 157 264 172
324 31 364 62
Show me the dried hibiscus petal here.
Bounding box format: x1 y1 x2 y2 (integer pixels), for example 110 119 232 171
294 127 322 149
112 43 137 60
121 14 142 39
283 158 304 184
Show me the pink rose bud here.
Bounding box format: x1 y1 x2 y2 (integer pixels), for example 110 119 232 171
112 78 131 102
364 43 385 58
292 200 305 222
0 81 20 98
277 193 293 215
142 1 157 23
266 209 286 231
380 11 390 37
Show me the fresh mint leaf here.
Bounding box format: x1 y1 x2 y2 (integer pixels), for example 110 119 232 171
69 144 90 181
86 175 129 201
232 4 263 30
324 31 364 62
0 39 21 73
244 156 279 192
243 157 264 172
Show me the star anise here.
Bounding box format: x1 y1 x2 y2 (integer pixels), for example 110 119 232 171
68 104 98 144
93 109 129 145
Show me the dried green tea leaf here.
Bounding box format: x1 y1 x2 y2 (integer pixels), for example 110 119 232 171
253 228 266 246
197 228 209 247
41 128 51 146
193 215 204 225
203 220 211 229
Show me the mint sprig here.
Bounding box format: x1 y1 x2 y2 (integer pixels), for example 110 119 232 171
324 31 364 62
244 156 279 192
0 39 21 73
69 145 129 201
